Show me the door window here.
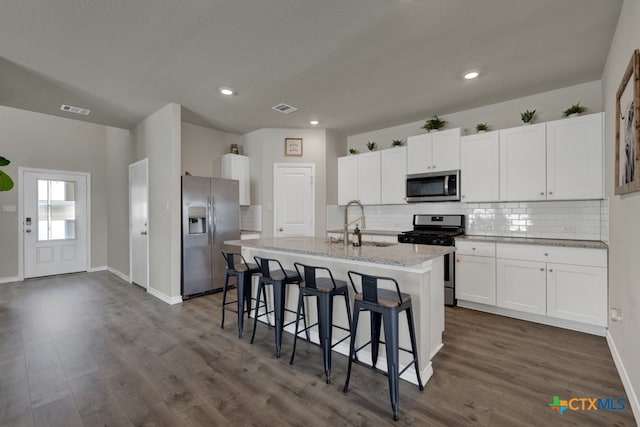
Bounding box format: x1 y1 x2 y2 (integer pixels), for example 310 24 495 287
37 179 77 241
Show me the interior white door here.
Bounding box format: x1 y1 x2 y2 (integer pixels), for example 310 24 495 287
23 170 88 278
274 164 315 237
129 159 149 289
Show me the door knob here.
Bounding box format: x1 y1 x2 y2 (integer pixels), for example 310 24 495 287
141 231 147 236
25 229 31 233
279 228 283 232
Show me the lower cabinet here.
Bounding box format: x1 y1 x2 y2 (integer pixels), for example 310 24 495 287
456 241 608 331
496 258 546 315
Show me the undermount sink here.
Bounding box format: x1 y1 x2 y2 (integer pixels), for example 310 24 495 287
326 238 396 248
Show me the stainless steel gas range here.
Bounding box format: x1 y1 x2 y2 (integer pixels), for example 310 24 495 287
398 214 465 306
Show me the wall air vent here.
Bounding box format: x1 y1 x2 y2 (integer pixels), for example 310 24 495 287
60 104 91 115
271 103 298 114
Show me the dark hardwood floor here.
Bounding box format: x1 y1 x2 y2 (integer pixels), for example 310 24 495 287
0 271 635 426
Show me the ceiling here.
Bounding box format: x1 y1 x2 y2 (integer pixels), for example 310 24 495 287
0 0 622 136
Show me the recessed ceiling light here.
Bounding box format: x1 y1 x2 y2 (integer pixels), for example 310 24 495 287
310 120 319 125
219 87 235 96
464 71 480 80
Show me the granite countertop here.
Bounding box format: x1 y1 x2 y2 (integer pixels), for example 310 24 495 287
225 237 454 267
240 230 261 234
326 229 402 237
457 235 608 250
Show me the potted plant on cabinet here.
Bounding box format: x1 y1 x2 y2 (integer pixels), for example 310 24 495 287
391 139 404 147
421 115 447 132
366 141 377 151
348 148 358 155
521 109 536 124
562 102 587 117
476 123 489 133
0 156 14 191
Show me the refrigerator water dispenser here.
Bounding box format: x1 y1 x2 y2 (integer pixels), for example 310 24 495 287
188 206 207 234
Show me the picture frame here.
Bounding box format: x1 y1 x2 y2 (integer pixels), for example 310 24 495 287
285 138 303 157
615 49 640 195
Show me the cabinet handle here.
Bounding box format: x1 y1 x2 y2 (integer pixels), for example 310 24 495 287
472 247 476 251
549 269 553 272
544 253 548 256
539 268 544 272
548 191 553 195
462 195 466 199
540 192 544 195
433 164 436 168
427 166 432 170
456 258 460 263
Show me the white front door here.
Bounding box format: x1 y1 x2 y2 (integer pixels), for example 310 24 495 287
129 159 149 289
23 170 88 278
274 164 315 237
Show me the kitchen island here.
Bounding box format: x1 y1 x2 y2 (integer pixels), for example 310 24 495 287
226 237 454 385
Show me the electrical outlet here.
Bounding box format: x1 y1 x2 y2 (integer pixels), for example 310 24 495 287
610 307 623 322
2 205 16 212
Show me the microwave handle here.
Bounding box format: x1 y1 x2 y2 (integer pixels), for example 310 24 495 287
444 175 449 195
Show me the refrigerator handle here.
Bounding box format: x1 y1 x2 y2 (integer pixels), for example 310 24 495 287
207 196 212 245
211 194 218 243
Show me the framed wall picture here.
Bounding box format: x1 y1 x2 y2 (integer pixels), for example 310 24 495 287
615 49 640 195
285 138 303 156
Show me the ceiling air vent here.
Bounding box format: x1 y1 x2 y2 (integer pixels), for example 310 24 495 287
60 104 91 115
271 103 298 114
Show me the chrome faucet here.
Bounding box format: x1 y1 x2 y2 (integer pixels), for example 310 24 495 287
343 200 366 246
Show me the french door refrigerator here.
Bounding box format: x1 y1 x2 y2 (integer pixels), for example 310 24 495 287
181 176 240 299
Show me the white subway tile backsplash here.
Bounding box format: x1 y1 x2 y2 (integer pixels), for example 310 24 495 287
240 205 262 231
327 199 609 241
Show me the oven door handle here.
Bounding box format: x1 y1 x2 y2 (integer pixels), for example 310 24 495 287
444 175 449 195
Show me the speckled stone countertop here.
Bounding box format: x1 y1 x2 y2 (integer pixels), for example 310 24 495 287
457 235 608 250
326 229 401 236
226 237 454 267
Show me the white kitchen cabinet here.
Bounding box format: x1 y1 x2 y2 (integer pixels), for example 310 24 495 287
499 123 547 201
460 131 500 202
221 153 251 206
381 147 407 204
546 263 607 327
338 155 359 205
455 241 496 305
407 128 461 174
546 113 604 200
496 258 547 315
357 151 381 205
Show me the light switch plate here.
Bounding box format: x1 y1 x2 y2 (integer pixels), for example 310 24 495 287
2 205 16 212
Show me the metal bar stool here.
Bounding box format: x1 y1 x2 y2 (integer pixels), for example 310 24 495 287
343 271 424 421
289 262 352 384
250 256 307 358
220 251 263 338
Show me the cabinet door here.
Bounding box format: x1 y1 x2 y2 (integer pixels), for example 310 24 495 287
357 151 381 205
460 132 500 202
381 147 407 204
221 154 251 206
499 123 546 201
431 128 461 172
547 263 607 326
546 113 603 200
496 258 546 315
455 255 496 305
338 156 359 205
407 134 432 174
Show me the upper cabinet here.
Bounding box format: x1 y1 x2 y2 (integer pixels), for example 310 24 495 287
221 153 251 206
460 131 500 202
381 147 407 204
407 128 461 174
337 151 381 205
496 113 604 202
337 155 359 205
546 113 603 200
499 123 547 201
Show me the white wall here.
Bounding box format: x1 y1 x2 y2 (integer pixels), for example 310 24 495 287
106 127 134 277
347 81 602 153
0 106 113 280
181 122 242 178
602 0 640 419
132 103 182 301
243 128 328 237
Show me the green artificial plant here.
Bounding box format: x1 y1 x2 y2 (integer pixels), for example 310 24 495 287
0 156 14 191
421 115 447 132
562 102 587 117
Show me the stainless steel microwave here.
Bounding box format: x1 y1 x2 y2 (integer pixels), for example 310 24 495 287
405 170 460 202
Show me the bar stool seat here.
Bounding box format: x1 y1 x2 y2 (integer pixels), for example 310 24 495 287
250 256 306 358
220 251 262 338
343 271 424 421
289 263 352 384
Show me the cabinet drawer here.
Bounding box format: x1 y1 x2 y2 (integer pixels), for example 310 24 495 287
496 244 606 267
455 240 495 257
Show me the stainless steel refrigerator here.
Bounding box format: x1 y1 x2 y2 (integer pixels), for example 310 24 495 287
181 176 240 299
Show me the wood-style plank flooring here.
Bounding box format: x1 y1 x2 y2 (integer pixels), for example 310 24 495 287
0 271 635 426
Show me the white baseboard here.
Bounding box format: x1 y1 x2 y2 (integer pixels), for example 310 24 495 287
606 331 640 422
457 300 607 336
0 276 20 284
106 267 130 283
87 265 107 273
147 286 183 305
